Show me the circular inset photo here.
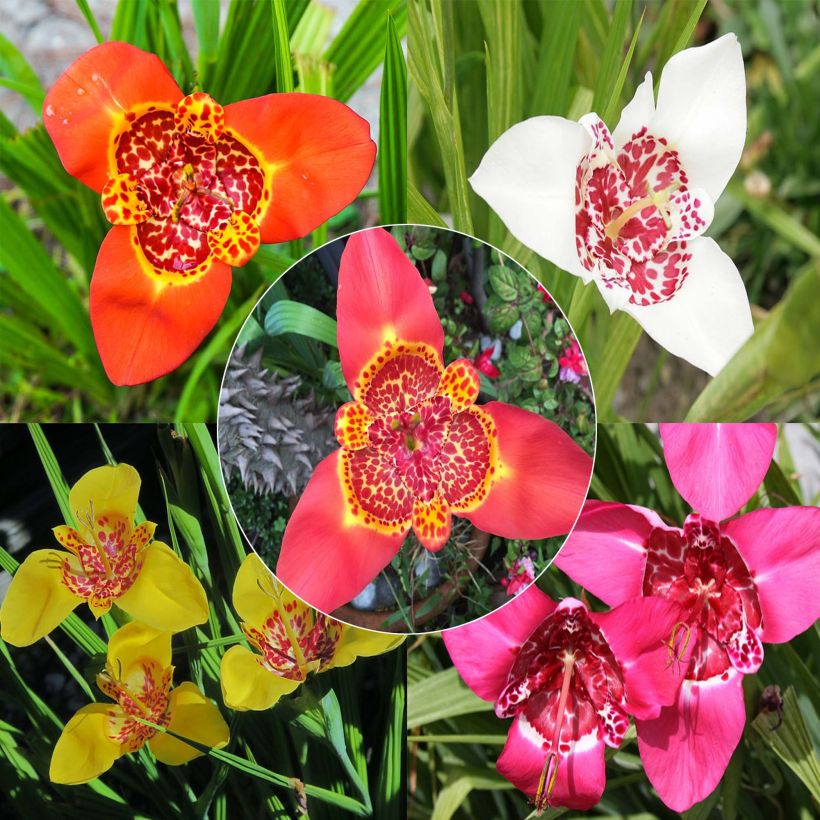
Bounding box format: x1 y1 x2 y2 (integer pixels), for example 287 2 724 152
218 225 595 632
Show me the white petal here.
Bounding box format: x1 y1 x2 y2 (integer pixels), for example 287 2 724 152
650 33 746 202
623 236 752 375
470 116 591 278
613 71 655 149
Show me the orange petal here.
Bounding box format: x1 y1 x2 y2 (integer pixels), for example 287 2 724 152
101 173 149 225
223 93 375 243
209 210 260 267
334 401 374 450
412 494 452 552
276 451 406 613
439 358 480 412
337 229 445 396
90 226 231 385
43 42 182 192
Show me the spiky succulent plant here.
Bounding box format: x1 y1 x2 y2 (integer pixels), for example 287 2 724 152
219 345 336 497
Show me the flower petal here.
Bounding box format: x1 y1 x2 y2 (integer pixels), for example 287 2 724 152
461 402 592 539
725 506 820 643
612 72 655 149
223 93 375 244
0 549 80 646
231 553 280 628
650 33 746 202
69 463 141 532
91 226 232 385
591 596 688 721
659 423 777 521
636 670 745 812
329 626 405 669
43 42 182 192
107 621 171 675
622 237 753 376
553 500 664 607
470 116 590 278
411 494 452 552
117 542 208 631
276 451 405 613
220 644 301 711
149 682 229 764
337 228 444 395
49 703 122 785
497 716 605 810
443 583 557 702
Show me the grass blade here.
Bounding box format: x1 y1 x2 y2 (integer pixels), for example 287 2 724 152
379 14 407 223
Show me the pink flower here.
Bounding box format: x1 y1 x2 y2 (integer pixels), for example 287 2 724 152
443 585 686 810
501 556 536 596
475 347 501 378
538 283 552 304
555 423 820 811
558 339 588 383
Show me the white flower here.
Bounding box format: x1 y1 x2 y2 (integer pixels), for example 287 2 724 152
470 34 751 376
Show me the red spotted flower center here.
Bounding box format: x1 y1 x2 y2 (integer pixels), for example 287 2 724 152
97 658 172 752
101 92 265 274
575 118 713 306
496 601 630 805
52 508 155 615
643 514 763 680
334 342 498 551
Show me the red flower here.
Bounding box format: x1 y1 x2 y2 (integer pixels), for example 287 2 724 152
474 347 500 378
443 587 686 809
538 283 552 304
558 339 588 382
459 289 474 305
276 229 592 613
555 424 820 811
44 42 375 385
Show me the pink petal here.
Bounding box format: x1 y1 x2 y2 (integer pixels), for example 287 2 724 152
659 423 776 521
591 596 688 720
443 584 556 702
497 716 605 810
553 500 666 606
725 506 820 644
636 669 745 812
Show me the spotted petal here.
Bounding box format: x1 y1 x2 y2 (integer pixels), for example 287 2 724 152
223 93 375 244
462 402 592 539
276 451 406 613
659 423 776 521
220 645 302 711
337 228 444 397
43 42 183 192
90 225 232 385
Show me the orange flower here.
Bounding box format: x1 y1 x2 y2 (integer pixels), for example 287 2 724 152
44 42 376 385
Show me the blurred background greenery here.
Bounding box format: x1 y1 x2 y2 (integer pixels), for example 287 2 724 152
408 0 819 422
407 423 820 820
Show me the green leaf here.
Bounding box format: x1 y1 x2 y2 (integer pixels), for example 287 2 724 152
0 33 44 112
408 667 492 729
408 181 448 227
271 0 294 93
379 14 408 223
431 767 515 820
192 0 221 82
487 265 519 301
264 301 338 348
591 0 633 116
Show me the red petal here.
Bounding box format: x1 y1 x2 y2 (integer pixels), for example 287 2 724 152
43 42 182 192
223 93 375 244
276 451 405 613
637 671 745 812
660 423 777 521
497 717 605 810
554 500 667 607
90 226 231 385
442 583 556 702
337 229 444 395
725 506 820 644
462 402 592 539
591 596 688 721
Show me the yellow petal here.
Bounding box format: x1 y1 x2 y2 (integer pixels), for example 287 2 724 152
49 703 122 785
149 682 229 765
232 553 279 627
328 625 406 670
117 542 208 631
0 549 80 646
220 645 301 711
69 464 141 538
107 620 172 675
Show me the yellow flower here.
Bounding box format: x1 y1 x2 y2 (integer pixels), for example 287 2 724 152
220 554 404 711
0 464 208 646
50 621 229 784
